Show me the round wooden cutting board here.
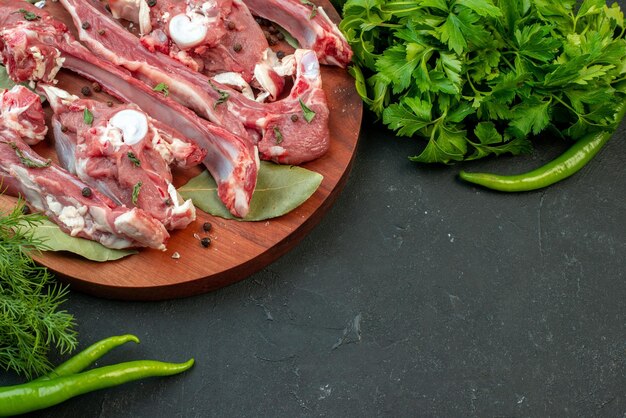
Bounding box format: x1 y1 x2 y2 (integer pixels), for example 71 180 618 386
0 0 363 300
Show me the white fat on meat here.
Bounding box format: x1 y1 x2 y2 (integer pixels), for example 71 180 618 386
11 42 64 83
109 0 153 35
212 72 255 100
166 183 195 219
45 195 88 236
40 85 79 112
252 50 296 102
114 210 166 251
169 2 219 50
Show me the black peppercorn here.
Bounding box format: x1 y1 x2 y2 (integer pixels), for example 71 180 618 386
81 86 92 96
233 43 242 53
92 82 102 93
291 114 299 122
202 222 212 232
147 0 157 6
200 237 211 248
21 205 31 215
81 21 90 30
81 187 92 197
276 51 285 59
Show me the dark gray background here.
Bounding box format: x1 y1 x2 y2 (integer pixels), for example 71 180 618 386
7 111 625 417
5 5 626 415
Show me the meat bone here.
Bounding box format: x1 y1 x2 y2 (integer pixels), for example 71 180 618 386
60 0 331 165
0 0 259 218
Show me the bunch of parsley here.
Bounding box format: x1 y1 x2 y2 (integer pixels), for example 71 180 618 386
340 0 626 163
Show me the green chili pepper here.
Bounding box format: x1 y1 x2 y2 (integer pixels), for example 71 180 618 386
458 102 626 191
0 359 194 416
34 334 140 381
0 334 193 415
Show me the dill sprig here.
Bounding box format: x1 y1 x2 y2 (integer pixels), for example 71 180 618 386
0 199 78 379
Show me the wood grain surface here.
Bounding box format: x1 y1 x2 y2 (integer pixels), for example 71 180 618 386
0 0 362 300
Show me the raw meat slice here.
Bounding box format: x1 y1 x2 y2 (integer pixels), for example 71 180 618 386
0 1 259 218
241 0 352 68
108 0 285 99
0 85 47 145
0 86 169 250
60 0 331 164
41 85 203 231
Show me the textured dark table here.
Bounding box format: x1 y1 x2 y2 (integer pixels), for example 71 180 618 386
7 109 625 416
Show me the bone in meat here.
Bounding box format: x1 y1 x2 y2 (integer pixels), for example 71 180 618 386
0 2 259 218
41 84 203 231
0 85 169 250
60 0 331 165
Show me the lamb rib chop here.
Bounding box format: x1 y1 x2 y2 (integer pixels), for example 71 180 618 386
241 0 353 68
0 86 169 250
0 1 259 218
60 0 331 165
41 85 203 231
107 0 286 101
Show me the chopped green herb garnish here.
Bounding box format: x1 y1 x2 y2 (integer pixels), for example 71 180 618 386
209 81 230 108
83 108 93 125
14 8 40 21
273 126 284 144
132 181 142 205
127 152 141 167
299 99 316 123
6 142 51 168
153 82 169 97
300 0 318 19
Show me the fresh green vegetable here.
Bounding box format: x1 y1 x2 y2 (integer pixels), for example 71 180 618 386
179 161 323 221
340 0 626 166
0 200 77 379
35 335 140 381
459 100 626 190
0 334 194 416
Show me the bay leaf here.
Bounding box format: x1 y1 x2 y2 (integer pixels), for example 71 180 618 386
19 219 137 262
178 161 323 221
0 65 16 90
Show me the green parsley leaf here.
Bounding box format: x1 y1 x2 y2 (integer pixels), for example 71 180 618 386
273 126 284 144
14 8 40 21
83 108 94 125
299 99 316 123
132 181 142 205
5 142 51 168
153 82 169 97
209 81 229 108
127 152 141 167
341 0 626 165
